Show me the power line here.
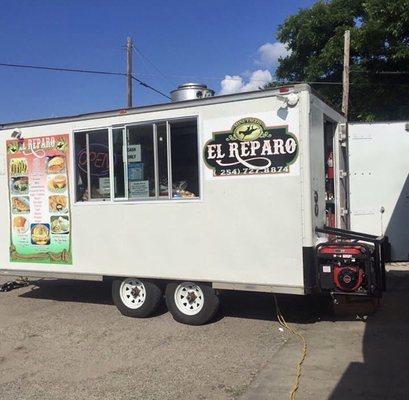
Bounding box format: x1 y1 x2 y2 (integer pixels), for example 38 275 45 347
308 81 409 86
3 61 406 85
132 71 275 83
131 75 171 100
131 45 173 99
354 70 409 75
0 61 407 99
269 80 409 86
0 62 354 85
0 61 172 100
0 62 125 76
132 44 176 86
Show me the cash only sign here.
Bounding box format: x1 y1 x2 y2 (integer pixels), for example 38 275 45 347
204 118 298 176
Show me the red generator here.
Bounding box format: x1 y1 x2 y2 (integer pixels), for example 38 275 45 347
315 227 389 298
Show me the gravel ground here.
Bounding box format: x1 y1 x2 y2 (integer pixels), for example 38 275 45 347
2 264 406 400
0 279 291 400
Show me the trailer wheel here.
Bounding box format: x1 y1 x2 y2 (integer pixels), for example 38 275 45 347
112 278 162 318
165 282 219 325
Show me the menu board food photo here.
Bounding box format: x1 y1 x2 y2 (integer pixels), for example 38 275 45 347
6 134 72 264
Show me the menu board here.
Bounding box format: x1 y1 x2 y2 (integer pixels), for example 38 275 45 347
6 135 72 264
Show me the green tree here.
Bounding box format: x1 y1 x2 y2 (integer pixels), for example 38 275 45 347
271 0 409 121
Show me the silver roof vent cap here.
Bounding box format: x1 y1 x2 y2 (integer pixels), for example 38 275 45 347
171 83 215 102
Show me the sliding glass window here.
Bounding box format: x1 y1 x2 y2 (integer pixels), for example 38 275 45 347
74 118 199 203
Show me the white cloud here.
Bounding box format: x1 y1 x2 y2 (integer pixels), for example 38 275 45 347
219 70 273 95
257 42 290 68
219 75 244 95
219 41 289 95
241 70 273 91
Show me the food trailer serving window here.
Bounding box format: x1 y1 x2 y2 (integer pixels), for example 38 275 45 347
74 118 199 202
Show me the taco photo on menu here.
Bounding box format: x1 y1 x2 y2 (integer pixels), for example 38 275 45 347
11 196 30 213
47 156 65 174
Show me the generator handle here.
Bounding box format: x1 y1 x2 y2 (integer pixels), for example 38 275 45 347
315 226 385 243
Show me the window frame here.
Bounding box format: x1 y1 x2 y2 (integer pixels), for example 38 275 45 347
124 122 157 201
109 126 127 201
73 126 111 203
73 116 200 205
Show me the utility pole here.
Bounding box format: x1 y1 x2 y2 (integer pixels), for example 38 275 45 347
126 36 133 108
342 30 350 119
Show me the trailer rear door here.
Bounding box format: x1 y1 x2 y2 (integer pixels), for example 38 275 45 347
349 121 409 261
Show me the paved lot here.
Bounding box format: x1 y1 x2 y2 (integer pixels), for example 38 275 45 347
242 263 409 400
1 264 408 400
0 278 290 400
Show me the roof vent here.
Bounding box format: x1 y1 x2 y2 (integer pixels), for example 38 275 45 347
170 83 215 102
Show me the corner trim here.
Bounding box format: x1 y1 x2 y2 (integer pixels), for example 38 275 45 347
303 246 318 294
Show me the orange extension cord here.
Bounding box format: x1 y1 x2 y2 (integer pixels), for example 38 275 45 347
273 295 307 400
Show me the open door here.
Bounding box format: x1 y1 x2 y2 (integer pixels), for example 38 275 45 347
324 121 336 227
333 123 350 229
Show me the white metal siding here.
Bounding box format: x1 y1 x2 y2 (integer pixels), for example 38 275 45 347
0 94 307 288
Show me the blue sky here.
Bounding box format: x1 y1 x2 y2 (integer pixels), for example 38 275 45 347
0 0 315 123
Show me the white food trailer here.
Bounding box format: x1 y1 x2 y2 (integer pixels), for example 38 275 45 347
0 84 388 324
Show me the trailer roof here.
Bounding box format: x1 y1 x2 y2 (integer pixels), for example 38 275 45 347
349 120 409 125
0 83 341 130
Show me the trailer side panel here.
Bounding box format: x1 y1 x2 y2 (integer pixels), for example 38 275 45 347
0 93 306 291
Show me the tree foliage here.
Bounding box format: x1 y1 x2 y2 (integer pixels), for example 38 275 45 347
271 0 409 121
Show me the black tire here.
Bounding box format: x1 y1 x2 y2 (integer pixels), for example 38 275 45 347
165 282 219 325
112 278 162 318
